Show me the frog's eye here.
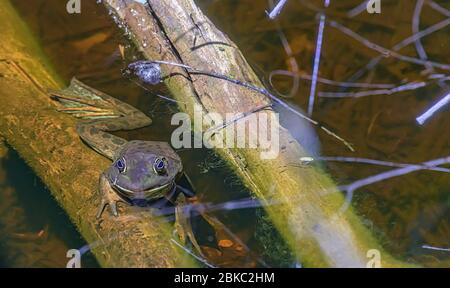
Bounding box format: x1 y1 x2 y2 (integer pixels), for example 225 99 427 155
115 158 126 173
153 157 167 175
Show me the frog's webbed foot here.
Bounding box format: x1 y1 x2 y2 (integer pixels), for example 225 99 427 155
174 195 205 258
48 78 152 129
172 173 203 255
96 173 126 219
48 79 123 120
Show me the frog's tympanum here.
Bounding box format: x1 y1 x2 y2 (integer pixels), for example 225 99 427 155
49 78 191 218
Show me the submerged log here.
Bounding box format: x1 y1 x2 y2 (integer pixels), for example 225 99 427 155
103 0 416 267
0 0 195 268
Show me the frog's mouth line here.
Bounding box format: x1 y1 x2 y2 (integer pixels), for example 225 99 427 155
114 181 175 201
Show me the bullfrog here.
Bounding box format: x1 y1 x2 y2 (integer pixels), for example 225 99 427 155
48 78 263 266
48 78 193 218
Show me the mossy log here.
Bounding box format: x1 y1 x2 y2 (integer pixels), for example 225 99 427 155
0 0 195 268
102 0 416 267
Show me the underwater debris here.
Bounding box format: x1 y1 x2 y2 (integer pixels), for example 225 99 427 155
218 239 234 248
427 0 450 17
267 0 300 99
171 238 216 268
330 156 450 213
347 0 370 18
267 0 289 20
307 13 325 116
269 70 396 89
416 92 450 125
346 17 450 84
320 156 450 173
319 82 427 98
307 0 330 117
422 245 450 252
412 0 433 73
75 195 271 268
328 19 450 71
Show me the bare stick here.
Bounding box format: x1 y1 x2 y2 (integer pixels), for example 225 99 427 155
333 156 450 212
413 0 433 72
422 245 450 252
269 70 396 89
426 0 450 17
416 92 450 125
319 82 427 98
319 156 450 173
267 0 289 20
308 13 326 116
345 16 450 83
268 0 300 98
347 1 370 18
328 20 450 71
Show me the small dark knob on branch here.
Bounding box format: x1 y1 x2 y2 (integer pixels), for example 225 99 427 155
123 61 162 85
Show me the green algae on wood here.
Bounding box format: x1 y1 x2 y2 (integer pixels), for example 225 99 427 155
0 0 196 268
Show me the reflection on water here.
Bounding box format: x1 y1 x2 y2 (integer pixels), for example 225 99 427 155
5 0 450 267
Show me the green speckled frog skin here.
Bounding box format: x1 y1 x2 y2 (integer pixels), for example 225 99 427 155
49 78 191 218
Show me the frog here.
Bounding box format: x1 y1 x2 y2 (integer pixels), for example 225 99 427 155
48 78 193 218
48 78 261 265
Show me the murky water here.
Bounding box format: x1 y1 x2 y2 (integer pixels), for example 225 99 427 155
2 0 449 267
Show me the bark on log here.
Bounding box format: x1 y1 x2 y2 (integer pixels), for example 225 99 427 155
103 0 416 267
0 0 195 268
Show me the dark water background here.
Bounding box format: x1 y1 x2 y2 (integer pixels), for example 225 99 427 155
1 0 449 267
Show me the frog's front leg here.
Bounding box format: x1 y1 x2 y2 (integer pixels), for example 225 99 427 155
96 173 125 218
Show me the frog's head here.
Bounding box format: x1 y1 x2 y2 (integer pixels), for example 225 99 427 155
106 145 182 202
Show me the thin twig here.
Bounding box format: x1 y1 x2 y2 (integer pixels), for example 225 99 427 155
268 0 300 98
416 92 450 125
308 13 326 116
307 0 330 116
319 82 427 98
347 1 370 18
319 156 450 173
170 238 216 268
426 0 450 17
267 0 289 20
269 70 396 89
345 16 450 83
422 245 450 252
413 0 433 72
328 20 450 71
333 156 450 212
